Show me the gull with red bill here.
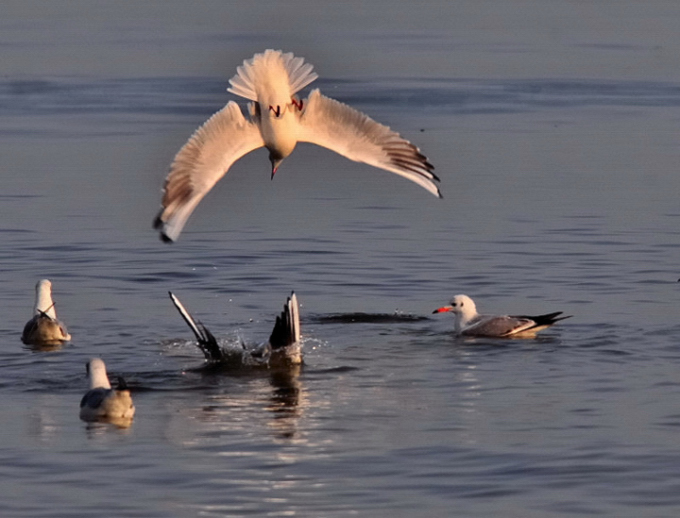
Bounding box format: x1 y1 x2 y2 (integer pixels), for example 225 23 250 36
154 49 441 242
433 294 571 338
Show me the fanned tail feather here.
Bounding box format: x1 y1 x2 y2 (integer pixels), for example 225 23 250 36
283 55 318 93
228 49 318 102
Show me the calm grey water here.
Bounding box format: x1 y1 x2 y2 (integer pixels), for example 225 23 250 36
1 2 679 517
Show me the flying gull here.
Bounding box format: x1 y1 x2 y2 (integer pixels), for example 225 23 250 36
154 49 441 242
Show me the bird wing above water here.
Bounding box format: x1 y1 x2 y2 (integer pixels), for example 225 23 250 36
298 89 441 198
268 292 301 350
169 291 302 366
169 291 224 361
154 102 265 242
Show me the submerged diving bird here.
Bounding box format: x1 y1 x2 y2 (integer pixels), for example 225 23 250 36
154 49 441 242
433 294 571 338
21 279 71 347
79 358 136 422
169 291 302 367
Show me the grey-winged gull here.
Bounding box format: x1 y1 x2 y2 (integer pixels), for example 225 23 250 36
433 294 571 338
79 358 136 422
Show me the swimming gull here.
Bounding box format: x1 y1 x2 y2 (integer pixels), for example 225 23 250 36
169 291 302 367
433 294 571 338
154 49 441 242
79 358 136 422
21 279 71 346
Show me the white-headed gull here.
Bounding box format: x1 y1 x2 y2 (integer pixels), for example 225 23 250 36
169 291 302 367
433 294 571 338
154 49 441 242
21 279 71 346
79 358 136 422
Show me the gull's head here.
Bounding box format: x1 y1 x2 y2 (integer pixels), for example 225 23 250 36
34 278 57 318
86 358 112 390
269 151 285 180
433 294 477 318
36 279 53 295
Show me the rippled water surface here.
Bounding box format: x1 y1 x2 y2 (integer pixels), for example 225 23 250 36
1 2 679 516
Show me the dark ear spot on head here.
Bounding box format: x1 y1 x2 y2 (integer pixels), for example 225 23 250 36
460 301 464 307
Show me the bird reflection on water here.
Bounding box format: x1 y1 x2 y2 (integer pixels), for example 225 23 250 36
185 364 307 443
168 291 307 441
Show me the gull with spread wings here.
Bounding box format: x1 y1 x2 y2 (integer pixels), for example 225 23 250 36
154 49 441 242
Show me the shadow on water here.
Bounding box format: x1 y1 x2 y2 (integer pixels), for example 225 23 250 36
311 312 430 324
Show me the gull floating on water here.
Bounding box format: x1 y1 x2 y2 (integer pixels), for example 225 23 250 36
433 294 571 338
154 49 441 242
79 358 136 423
21 279 71 347
170 291 302 367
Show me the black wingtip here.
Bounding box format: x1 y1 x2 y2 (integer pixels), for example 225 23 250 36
536 312 573 325
169 291 224 362
153 212 174 243
196 322 223 362
152 211 163 230
269 293 298 351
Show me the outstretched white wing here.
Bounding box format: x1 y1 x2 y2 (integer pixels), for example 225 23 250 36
297 89 441 197
154 101 265 242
